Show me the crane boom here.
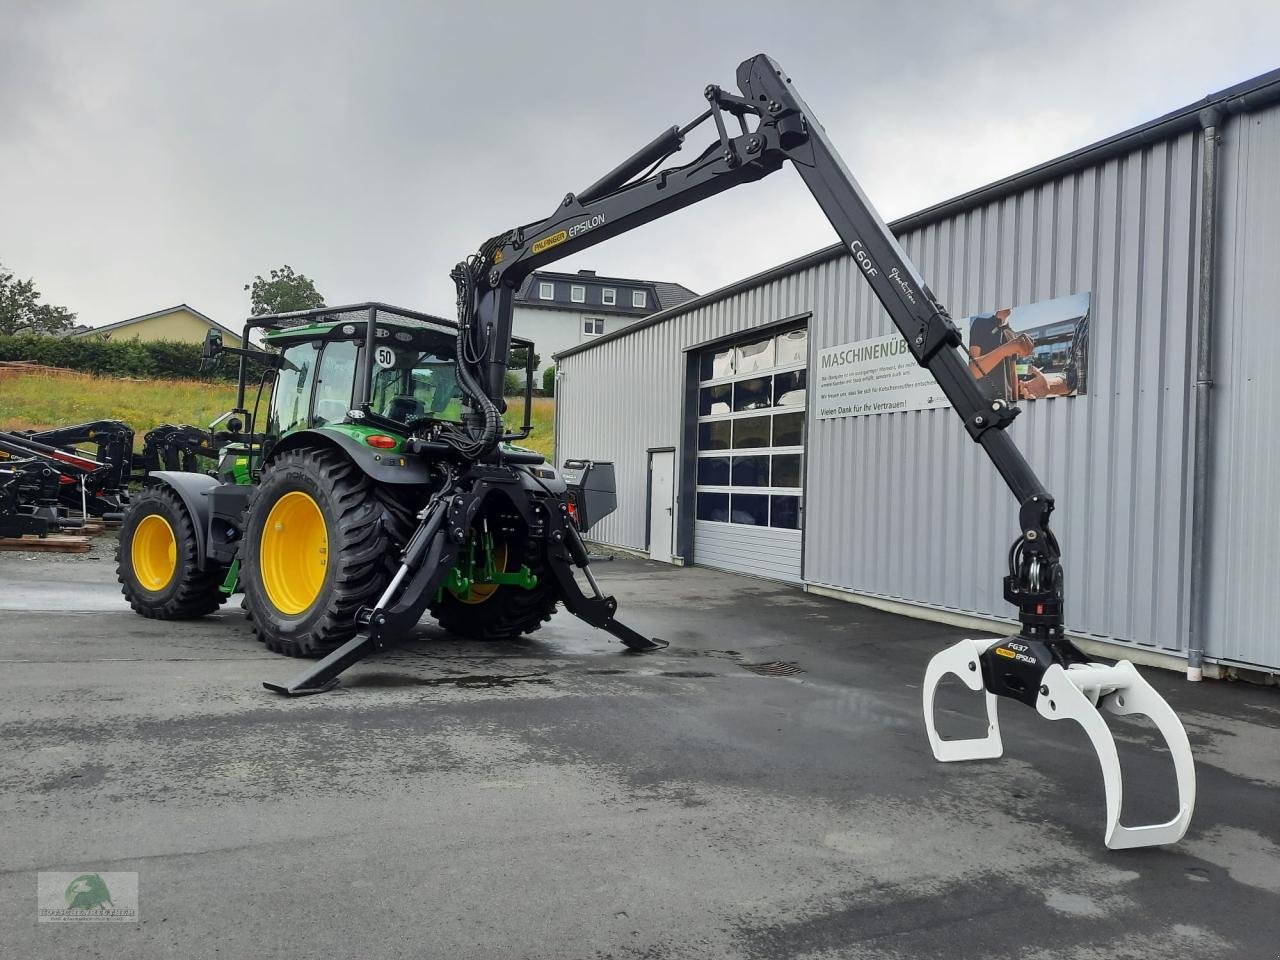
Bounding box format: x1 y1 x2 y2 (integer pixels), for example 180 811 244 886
455 54 1060 648
267 54 1196 850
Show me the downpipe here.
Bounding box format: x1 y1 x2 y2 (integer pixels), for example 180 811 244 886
1187 106 1222 682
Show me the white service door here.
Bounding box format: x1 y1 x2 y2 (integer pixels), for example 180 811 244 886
648 450 675 563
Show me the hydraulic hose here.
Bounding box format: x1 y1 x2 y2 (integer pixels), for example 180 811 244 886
445 252 502 459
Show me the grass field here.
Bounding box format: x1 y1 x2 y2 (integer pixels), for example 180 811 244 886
0 371 240 438
503 396 556 458
0 371 556 459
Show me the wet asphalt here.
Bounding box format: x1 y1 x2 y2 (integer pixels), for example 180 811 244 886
1 539 1278 959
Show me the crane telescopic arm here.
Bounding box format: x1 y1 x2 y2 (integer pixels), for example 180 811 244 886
453 53 1064 656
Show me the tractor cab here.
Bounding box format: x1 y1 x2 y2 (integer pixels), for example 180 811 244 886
198 303 537 461
258 304 475 437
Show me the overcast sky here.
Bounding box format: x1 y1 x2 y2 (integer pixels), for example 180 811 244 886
4 0 1278 329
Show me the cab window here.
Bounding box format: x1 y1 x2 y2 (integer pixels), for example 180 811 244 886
369 344 464 424
269 342 317 435
312 339 358 426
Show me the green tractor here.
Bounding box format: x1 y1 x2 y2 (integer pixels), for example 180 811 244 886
116 303 633 673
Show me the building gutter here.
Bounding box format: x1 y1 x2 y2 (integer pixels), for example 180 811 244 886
1185 107 1223 682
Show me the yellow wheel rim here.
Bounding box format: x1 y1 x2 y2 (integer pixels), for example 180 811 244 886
259 491 328 616
132 513 177 592
460 542 508 605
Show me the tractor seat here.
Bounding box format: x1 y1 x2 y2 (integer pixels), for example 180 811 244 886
385 396 424 422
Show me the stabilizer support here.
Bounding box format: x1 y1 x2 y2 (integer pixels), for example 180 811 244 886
923 637 1196 849
263 490 456 696
262 465 668 696
262 630 382 696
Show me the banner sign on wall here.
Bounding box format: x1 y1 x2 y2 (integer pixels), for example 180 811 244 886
815 334 949 419
816 291 1091 420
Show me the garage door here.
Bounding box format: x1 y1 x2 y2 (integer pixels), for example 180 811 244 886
692 326 807 583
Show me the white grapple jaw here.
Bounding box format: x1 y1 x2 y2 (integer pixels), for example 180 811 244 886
923 637 1197 850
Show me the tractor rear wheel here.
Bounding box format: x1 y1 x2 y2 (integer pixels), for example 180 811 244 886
429 529 559 641
117 485 227 619
240 447 399 657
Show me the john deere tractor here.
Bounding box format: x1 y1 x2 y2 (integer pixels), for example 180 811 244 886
117 303 638 674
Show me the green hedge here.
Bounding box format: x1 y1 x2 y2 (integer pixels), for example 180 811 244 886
0 334 236 381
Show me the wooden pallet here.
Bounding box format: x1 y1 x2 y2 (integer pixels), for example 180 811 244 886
0 534 92 554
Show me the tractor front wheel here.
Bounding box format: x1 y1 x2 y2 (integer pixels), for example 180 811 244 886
240 447 397 657
117 485 227 619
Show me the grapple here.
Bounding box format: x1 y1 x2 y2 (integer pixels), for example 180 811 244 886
923 637 1196 849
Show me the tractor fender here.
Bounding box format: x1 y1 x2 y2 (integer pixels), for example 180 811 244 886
143 470 218 568
266 428 435 485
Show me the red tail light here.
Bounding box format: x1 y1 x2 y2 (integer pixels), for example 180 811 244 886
365 434 398 449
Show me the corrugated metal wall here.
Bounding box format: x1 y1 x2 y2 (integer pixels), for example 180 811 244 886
1205 103 1280 669
810 131 1203 654
559 126 1217 657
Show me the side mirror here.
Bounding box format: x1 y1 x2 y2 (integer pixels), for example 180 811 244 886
199 329 224 373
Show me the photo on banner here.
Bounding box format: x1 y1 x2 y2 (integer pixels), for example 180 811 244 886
963 292 1091 402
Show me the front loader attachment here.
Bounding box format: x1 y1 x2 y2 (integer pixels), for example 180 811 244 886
923 637 1196 850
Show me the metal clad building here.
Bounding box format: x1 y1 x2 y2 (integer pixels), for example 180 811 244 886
1206 99 1280 669
554 70 1280 674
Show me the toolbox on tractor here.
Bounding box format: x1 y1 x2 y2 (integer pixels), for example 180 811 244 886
560 459 616 533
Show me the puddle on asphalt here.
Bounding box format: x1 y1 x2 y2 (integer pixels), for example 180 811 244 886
346 672 553 690
659 671 716 678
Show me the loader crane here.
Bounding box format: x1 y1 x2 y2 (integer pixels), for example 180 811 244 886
144 53 1194 849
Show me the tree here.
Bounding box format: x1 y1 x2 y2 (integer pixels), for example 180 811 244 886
244 264 325 316
0 264 77 336
508 346 540 372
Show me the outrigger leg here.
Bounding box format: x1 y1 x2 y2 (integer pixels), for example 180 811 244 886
546 502 668 653
262 471 666 696
263 492 458 696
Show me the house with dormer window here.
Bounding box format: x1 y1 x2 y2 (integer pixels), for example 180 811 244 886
513 269 696 376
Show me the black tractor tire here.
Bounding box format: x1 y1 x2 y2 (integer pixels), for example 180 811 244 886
117 484 227 619
240 447 403 658
429 533 559 641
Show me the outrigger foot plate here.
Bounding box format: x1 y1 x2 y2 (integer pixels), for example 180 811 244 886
263 630 383 697
613 628 669 653
923 637 1196 850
